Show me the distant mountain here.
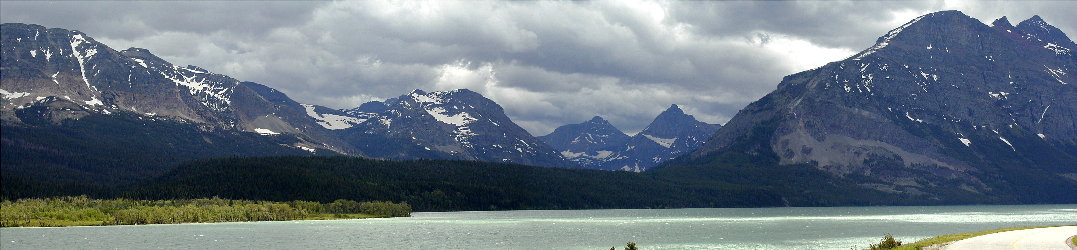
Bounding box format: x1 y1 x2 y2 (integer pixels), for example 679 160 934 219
541 104 720 171
664 11 1077 203
539 116 632 167
335 89 574 167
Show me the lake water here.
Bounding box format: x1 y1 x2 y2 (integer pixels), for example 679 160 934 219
2 205 1075 249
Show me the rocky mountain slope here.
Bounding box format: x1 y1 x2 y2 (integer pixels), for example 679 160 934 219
669 11 1077 203
0 23 352 154
335 89 573 167
541 105 720 171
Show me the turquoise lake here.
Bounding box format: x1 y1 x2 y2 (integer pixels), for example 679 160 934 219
3 204 1075 249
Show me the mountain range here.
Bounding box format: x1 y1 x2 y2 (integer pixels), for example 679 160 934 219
1 22 710 178
539 105 720 171
2 10 1075 204
332 89 570 167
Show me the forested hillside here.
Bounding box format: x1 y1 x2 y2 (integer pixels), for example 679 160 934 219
123 156 969 211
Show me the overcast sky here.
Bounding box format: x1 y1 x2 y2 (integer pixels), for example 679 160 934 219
3 0 1075 135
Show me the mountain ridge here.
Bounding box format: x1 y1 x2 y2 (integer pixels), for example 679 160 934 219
541 104 720 171
673 11 1076 203
1 23 577 168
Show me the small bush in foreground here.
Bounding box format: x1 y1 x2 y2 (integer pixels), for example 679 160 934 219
610 242 638 250
868 234 901 250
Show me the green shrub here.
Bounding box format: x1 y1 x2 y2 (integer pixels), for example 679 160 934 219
868 234 901 250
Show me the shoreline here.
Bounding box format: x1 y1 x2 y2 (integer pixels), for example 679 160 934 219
893 225 1075 250
0 215 397 229
1 196 411 228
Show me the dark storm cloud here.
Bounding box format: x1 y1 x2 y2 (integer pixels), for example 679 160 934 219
3 0 1075 135
669 1 939 49
0 1 323 39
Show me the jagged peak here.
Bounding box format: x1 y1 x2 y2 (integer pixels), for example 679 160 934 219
444 88 477 95
852 10 986 60
1017 14 1057 31
185 65 208 73
410 88 479 97
889 10 982 34
1014 14 1075 48
1026 15 1045 23
654 104 689 120
645 104 706 132
121 47 167 64
351 100 388 114
896 10 971 26
1 22 47 31
664 104 684 114
992 16 1013 29
542 115 627 139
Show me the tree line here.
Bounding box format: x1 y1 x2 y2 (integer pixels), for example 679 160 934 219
0 196 410 227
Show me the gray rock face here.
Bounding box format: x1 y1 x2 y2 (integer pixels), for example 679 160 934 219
689 11 1077 200
542 104 720 171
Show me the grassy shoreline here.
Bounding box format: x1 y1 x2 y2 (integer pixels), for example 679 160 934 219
1 196 410 227
1 213 385 228
870 225 1072 250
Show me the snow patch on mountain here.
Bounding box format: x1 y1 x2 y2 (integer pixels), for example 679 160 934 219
158 68 234 110
426 106 476 127
0 89 30 99
1044 43 1071 55
84 96 103 106
643 134 676 148
1044 66 1068 85
254 128 279 135
70 34 98 92
560 150 614 160
411 92 441 104
905 112 924 123
301 104 365 130
131 58 149 68
998 136 1015 151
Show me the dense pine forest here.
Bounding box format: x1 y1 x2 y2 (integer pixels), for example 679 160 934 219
0 112 320 197
131 156 781 211
5 155 971 212
0 113 1001 212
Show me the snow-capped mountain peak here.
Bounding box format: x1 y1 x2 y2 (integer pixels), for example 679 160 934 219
541 104 720 171
336 88 572 167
